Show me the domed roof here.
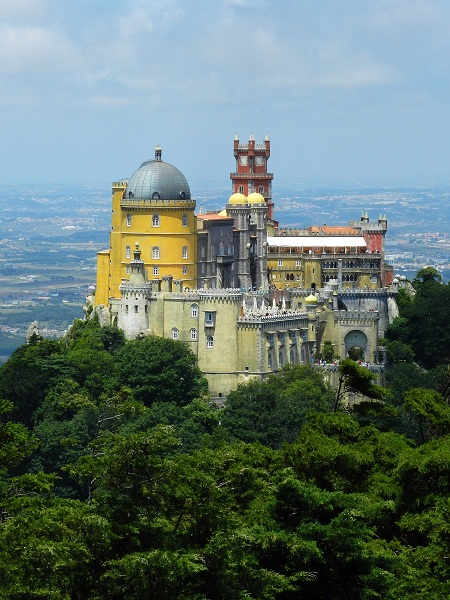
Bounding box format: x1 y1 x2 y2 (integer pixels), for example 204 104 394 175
125 147 191 201
228 192 247 205
247 192 265 204
305 294 318 305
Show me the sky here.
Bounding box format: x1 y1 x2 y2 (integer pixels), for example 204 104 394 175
2 0 450 189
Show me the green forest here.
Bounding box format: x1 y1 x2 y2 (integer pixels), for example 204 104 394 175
1 267 450 599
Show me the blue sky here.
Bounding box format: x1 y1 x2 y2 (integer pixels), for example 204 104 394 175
2 0 450 188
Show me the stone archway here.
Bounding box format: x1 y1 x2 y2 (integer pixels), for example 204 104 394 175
344 330 368 361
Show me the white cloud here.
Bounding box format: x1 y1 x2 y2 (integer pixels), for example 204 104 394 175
0 25 79 74
0 0 52 23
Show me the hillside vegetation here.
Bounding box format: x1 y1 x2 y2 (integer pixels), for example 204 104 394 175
1 268 450 599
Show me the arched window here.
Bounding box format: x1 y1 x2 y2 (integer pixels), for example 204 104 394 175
182 214 188 227
126 214 132 227
268 353 272 369
152 214 160 227
172 327 179 340
258 185 264 194
228 242 233 255
279 351 284 367
191 303 198 317
238 185 244 194
219 241 224 255
182 246 188 259
207 335 214 348
190 328 197 341
126 245 131 259
152 246 160 260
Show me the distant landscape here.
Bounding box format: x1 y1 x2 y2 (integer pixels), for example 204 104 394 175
1 181 449 361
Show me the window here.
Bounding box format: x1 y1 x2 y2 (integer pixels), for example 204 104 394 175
134 305 139 313
126 265 130 274
126 245 131 259
206 335 214 348
268 333 274 347
190 328 197 341
182 246 188 259
205 312 215 326
153 267 159 276
182 214 188 227
183 266 188 275
152 214 160 227
279 351 284 367
279 332 285 346
296 260 301 266
172 327 179 340
238 185 244 194
268 353 272 369
126 214 132 227
152 246 160 260
191 303 198 317
312 268 315 274
258 185 264 194
278 260 283 267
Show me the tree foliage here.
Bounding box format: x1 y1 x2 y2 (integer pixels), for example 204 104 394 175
2 302 450 597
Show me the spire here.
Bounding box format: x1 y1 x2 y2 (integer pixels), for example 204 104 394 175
155 145 162 161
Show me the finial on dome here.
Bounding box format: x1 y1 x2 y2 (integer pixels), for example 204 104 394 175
234 133 239 141
265 133 270 141
155 145 162 161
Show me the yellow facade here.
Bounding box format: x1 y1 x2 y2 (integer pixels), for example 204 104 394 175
96 179 197 307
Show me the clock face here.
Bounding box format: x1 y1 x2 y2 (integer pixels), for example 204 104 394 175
239 155 248 166
255 156 264 167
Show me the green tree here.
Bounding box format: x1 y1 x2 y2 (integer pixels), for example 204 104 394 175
385 339 415 364
0 499 111 599
221 365 332 447
403 388 450 443
321 340 336 362
114 336 207 406
334 359 389 412
413 266 443 286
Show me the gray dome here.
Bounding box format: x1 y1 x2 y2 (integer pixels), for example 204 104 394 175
125 147 191 201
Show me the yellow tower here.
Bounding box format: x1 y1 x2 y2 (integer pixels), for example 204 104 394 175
95 146 197 307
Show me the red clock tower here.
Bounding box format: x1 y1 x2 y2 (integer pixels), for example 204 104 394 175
230 133 274 220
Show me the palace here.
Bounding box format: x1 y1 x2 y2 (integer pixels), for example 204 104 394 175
94 134 399 398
